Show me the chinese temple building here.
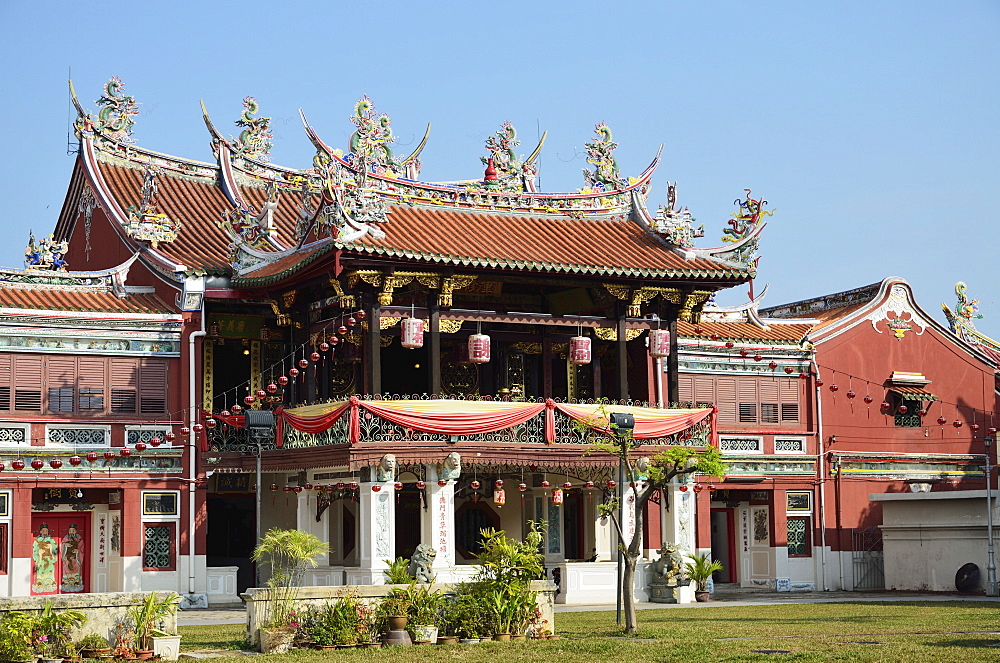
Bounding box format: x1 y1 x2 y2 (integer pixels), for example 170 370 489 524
18 78 770 602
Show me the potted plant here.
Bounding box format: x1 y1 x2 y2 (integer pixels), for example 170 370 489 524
685 552 723 602
383 557 413 584
127 592 179 658
0 611 39 663
251 528 328 653
77 634 110 659
378 588 412 632
403 583 444 644
37 600 88 662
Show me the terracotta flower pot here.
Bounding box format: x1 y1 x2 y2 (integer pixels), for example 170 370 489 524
436 636 459 645
493 633 511 641
386 615 408 631
695 590 711 602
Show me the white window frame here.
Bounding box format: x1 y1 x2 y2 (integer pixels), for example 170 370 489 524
719 435 764 454
141 490 181 521
45 424 111 447
773 436 807 454
0 423 31 447
786 490 812 513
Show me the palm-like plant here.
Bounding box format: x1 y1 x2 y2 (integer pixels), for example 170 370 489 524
684 553 723 592
251 528 328 628
128 592 178 648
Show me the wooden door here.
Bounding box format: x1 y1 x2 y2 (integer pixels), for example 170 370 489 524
31 515 89 595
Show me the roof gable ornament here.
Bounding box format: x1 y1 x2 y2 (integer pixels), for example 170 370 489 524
125 164 181 248
582 123 626 191
941 282 983 336
232 96 273 162
652 182 704 247
293 154 388 246
24 231 69 272
346 96 404 177
219 180 279 249
72 77 140 145
719 189 773 269
865 284 926 338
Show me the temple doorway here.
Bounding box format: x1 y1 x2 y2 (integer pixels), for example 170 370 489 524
710 508 736 583
30 515 89 595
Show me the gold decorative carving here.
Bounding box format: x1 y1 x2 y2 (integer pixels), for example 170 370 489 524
679 290 713 323
510 342 542 355
379 317 401 330
439 275 477 307
414 273 441 289
442 361 478 396
436 319 464 334
328 279 357 310
250 340 262 409
603 283 632 301
268 300 291 327
505 352 525 398
281 290 298 309
380 335 394 348
593 327 645 342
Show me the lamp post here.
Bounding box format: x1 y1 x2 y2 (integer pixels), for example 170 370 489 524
985 435 998 596
609 412 635 626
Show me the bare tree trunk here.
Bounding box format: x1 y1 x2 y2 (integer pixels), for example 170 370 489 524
622 553 639 634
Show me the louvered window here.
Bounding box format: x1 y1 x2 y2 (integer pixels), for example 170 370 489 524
78 358 105 412
739 403 758 423
14 357 41 412
48 388 75 412
79 389 104 410
139 360 167 414
781 403 799 422
0 357 10 411
761 403 779 423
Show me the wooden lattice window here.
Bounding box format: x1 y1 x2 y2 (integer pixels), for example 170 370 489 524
143 522 175 571
787 516 811 557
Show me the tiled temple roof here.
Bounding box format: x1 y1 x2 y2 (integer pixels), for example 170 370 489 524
0 286 173 316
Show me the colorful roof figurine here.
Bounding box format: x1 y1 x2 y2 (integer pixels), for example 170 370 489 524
941 282 1000 365
55 77 771 297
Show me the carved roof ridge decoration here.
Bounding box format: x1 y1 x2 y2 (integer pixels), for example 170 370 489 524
0 253 140 292
760 281 884 319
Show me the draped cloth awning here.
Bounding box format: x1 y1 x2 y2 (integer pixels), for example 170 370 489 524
269 398 716 447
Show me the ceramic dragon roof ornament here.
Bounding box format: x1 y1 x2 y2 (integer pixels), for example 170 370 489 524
345 96 404 178
219 180 279 252
24 232 69 272
71 76 140 145
296 151 388 246
231 96 273 162
582 122 626 191
941 282 984 335
720 190 773 270
652 182 704 247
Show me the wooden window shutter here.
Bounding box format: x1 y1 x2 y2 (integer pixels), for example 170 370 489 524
78 358 107 411
779 377 800 422
139 359 167 414
0 355 10 410
737 378 758 423
110 358 138 414
14 356 42 411
694 376 716 408
717 377 737 425
677 375 695 405
45 356 76 413
759 379 779 423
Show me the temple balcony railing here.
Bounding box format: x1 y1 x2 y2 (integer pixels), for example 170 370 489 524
205 394 713 453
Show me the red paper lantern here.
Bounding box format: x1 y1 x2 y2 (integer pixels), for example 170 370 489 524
328 336 340 346
69 455 82 466
278 375 289 386
31 458 44 470
551 488 564 505
864 395 874 404
347 317 357 326
917 408 927 416
880 402 890 410
815 379 824 387
829 384 839 392
355 310 366 320
394 481 403 491
953 420 963 428
319 342 330 352
725 341 735 349
468 334 491 364
784 366 794 374
120 448 131 458
337 482 346 490
846 391 856 399
49 458 63 469
0 463 4 472
679 485 688 492
494 479 504 488
283 486 292 492
293 486 303 493
288 367 300 378
165 431 176 442
799 372 810 379
314 484 324 491
971 423 981 432
85 452 98 463
151 436 163 447
989 427 998 435
494 489 506 506
267 383 278 393
244 396 256 406
372 485 382 492
205 418 217 429
303 483 313 491
415 480 426 489
338 325 348 335
104 450 115 461
569 335 592 365
231 404 243 415
739 349 749 357
768 361 778 370
897 405 908 414
11 459 24 470
180 426 191 435
438 479 448 487
562 482 572 490
585 481 595 488
518 482 527 491
255 390 267 399
937 416 947 425
192 423 204 434
694 484 704 492
401 317 425 349
649 330 671 358
310 352 321 363
606 480 616 490
270 483 279 491
470 480 481 489
135 442 147 452
540 480 551 488
298 359 310 369
753 354 763 362
693 326 704 334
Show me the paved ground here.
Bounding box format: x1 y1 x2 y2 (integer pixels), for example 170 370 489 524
176 589 1000 626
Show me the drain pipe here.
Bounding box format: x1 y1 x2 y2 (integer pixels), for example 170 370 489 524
812 359 829 591
187 301 207 597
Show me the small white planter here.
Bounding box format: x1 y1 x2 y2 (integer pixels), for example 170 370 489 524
151 635 182 660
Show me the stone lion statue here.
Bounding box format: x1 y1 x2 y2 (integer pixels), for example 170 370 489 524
376 454 397 482
407 544 437 583
651 542 686 585
439 451 461 480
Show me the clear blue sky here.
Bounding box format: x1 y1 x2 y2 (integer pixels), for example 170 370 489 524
2 1 998 337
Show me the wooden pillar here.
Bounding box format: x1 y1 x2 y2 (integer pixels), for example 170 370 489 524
366 300 382 395
428 295 441 396
667 318 679 405
617 315 628 400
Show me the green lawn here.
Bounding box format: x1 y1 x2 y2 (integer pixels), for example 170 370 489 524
179 601 1000 662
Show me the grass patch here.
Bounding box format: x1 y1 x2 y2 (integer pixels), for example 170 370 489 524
178 601 1000 662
